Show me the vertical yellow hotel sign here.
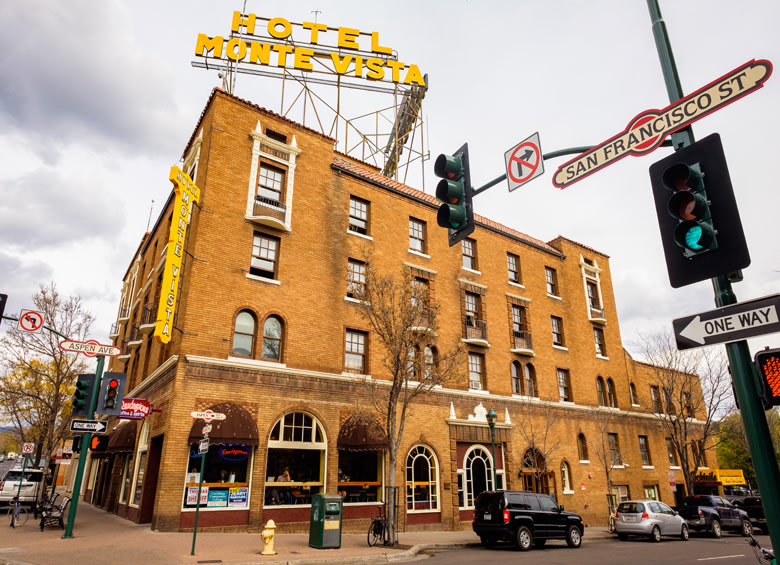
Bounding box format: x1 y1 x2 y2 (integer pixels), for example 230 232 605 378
154 166 200 344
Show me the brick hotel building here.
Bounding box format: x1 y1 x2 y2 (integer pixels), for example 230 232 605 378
81 88 714 532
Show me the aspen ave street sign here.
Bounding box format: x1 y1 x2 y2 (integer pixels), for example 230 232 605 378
553 59 772 188
60 339 122 357
673 294 780 350
70 419 108 433
190 410 226 422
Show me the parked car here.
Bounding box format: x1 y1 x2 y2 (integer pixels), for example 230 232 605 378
472 490 584 551
0 467 45 506
0 455 5 462
615 499 689 542
674 495 752 538
736 496 767 533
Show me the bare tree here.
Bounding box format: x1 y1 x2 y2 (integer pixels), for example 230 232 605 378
635 331 732 496
0 283 93 466
587 406 620 516
514 396 562 495
351 257 464 543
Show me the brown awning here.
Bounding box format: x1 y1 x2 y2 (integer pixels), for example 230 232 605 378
187 402 259 446
338 414 386 451
107 422 138 453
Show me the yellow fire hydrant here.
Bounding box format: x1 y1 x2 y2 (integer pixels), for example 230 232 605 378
261 519 277 555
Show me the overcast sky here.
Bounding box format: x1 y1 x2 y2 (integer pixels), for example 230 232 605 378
1 0 778 360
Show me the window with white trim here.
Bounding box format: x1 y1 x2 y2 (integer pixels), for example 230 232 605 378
406 445 439 512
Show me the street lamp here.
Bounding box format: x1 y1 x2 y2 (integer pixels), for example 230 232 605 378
486 407 498 490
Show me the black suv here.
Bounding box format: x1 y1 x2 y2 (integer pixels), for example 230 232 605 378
472 490 584 551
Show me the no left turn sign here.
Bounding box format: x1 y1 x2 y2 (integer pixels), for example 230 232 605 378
504 132 544 191
19 309 44 333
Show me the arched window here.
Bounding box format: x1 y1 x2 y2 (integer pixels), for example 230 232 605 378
511 361 522 394
524 364 537 398
423 345 437 381
596 377 606 406
607 378 618 408
232 310 256 357
265 412 326 506
406 445 439 512
629 382 639 406
577 433 589 461
459 446 496 509
262 315 283 360
561 461 572 492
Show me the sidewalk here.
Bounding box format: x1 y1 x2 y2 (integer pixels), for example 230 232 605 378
0 503 612 565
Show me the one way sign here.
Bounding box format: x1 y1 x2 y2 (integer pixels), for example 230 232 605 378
673 294 780 350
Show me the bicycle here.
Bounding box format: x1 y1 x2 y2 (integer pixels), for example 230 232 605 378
607 511 617 533
7 497 28 528
367 505 387 547
747 533 776 564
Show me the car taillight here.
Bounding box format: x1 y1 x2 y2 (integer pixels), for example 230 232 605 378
698 509 704 518
641 512 649 520
615 512 620 519
503 509 510 523
0 481 4 490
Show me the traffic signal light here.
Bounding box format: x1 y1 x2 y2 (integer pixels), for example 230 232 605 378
755 347 780 407
96 372 126 416
71 374 96 418
649 133 750 288
71 435 82 453
434 143 475 247
0 293 7 321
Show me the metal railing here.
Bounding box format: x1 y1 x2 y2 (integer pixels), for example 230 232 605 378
512 331 533 351
464 318 487 340
253 196 286 220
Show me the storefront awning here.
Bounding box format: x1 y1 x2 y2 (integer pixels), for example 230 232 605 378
187 402 259 446
338 414 386 451
107 421 138 453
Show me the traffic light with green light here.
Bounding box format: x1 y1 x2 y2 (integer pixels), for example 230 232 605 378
71 374 96 419
755 347 780 407
434 143 474 247
96 372 126 416
649 133 750 288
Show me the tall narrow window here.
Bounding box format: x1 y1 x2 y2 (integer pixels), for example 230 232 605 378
262 316 283 360
607 378 618 408
507 253 521 284
347 259 366 298
409 218 426 253
594 327 607 356
608 433 622 466
511 361 522 394
251 233 280 279
561 461 572 492
639 435 652 466
551 316 565 346
462 238 477 270
651 386 663 413
557 368 572 402
349 196 369 235
511 305 529 349
577 434 589 461
666 438 679 466
232 310 256 357
468 353 484 390
630 383 639 405
545 267 559 296
586 281 601 309
257 163 285 205
345 330 367 373
596 377 606 406
406 445 439 512
524 364 537 398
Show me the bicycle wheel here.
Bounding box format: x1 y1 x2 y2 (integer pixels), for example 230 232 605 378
10 506 28 527
367 519 382 546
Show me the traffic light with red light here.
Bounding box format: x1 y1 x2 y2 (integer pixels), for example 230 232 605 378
755 347 780 407
71 374 96 419
435 143 475 247
649 133 750 288
89 435 109 452
96 372 126 416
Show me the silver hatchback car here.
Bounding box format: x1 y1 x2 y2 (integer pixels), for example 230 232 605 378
615 500 689 542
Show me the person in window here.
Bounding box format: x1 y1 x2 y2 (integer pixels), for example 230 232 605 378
276 467 292 504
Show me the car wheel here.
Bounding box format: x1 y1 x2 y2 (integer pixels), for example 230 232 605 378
649 525 661 543
711 520 722 538
681 524 689 541
566 525 582 548
617 533 628 541
740 519 752 537
480 536 497 548
515 526 532 551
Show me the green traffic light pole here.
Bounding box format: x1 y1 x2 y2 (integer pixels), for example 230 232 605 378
648 1 780 560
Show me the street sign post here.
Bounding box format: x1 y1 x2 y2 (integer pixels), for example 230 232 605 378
70 419 108 433
504 132 544 191
60 339 122 357
673 294 780 350
22 443 34 454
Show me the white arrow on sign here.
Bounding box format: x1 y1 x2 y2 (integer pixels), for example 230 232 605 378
680 306 780 345
70 419 108 433
190 410 226 422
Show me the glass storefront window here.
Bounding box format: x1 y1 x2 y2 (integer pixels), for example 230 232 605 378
337 450 383 503
182 444 252 509
129 420 149 508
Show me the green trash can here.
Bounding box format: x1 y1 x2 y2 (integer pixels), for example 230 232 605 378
308 493 343 549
